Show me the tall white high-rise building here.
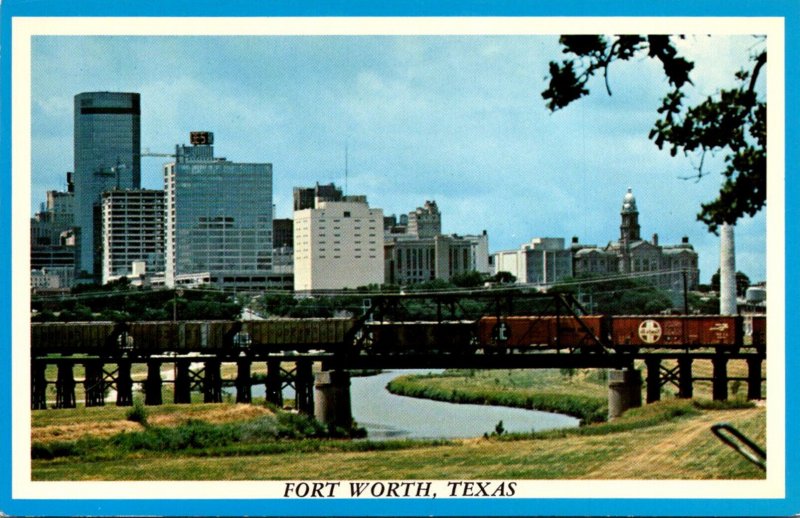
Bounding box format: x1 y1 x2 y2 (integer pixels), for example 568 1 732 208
294 197 384 292
164 132 273 290
101 189 165 284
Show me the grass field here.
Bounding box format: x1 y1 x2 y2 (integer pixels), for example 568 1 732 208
31 363 767 481
31 399 765 480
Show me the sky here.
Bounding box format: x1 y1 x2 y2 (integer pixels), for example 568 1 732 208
30 33 768 284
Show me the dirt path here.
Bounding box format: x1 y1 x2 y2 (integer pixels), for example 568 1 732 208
583 408 761 478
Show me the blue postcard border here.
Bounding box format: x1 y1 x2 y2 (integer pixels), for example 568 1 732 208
1 0 797 516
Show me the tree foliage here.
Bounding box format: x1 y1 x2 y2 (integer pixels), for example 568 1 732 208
542 35 766 232
709 268 751 296
550 275 674 315
32 289 242 321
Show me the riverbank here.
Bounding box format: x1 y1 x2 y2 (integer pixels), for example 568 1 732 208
386 361 762 425
31 399 765 480
387 369 609 424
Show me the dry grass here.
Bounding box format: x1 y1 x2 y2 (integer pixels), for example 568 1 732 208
582 407 762 478
146 403 271 427
32 420 142 443
32 403 274 443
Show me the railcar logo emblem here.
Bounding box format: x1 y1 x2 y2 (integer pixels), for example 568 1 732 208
493 322 510 343
638 319 662 344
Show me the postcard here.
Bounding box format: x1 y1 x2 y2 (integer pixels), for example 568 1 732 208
1 1 797 516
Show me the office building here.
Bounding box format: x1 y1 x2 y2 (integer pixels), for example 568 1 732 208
384 234 475 285
293 183 343 211
73 92 141 278
294 196 384 292
30 173 76 284
407 200 441 238
493 237 572 285
383 201 490 285
101 189 165 284
273 218 294 248
463 231 492 275
164 132 274 290
31 267 75 295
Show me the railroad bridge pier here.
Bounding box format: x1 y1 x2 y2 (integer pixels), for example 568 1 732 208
641 352 764 403
31 350 765 432
31 349 765 430
30 355 320 413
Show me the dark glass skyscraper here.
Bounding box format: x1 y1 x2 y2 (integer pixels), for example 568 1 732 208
73 92 141 278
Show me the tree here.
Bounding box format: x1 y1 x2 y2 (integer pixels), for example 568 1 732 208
490 271 517 285
551 275 674 315
687 292 720 315
451 271 488 288
710 268 751 296
542 35 766 233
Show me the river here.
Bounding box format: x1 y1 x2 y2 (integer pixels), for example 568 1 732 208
142 367 579 440
348 370 579 440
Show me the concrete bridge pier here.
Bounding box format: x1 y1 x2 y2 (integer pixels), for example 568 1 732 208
314 370 353 431
31 361 48 410
608 368 642 419
55 362 76 409
174 359 192 404
83 361 105 407
266 359 283 406
235 359 252 404
144 360 163 405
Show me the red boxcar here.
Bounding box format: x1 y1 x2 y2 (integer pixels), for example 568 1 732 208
610 315 742 349
477 315 605 351
744 314 767 349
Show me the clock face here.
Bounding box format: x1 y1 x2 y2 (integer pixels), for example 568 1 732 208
190 131 213 145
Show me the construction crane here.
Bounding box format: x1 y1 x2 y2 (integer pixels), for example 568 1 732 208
140 149 176 158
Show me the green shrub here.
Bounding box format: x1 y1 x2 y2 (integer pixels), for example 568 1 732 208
275 412 327 439
112 420 241 452
125 401 148 426
31 441 81 460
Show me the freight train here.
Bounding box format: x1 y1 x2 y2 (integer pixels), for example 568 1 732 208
30 318 356 357
29 314 765 357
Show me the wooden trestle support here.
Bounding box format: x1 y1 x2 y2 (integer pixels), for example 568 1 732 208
643 354 763 403
31 356 323 417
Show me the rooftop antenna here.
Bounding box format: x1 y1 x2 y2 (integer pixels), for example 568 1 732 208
344 142 349 196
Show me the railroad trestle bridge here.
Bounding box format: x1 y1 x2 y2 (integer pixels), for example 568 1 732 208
30 291 766 425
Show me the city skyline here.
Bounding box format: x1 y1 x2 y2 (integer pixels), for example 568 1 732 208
31 33 769 283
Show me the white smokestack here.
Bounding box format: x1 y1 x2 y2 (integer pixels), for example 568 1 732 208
719 223 737 315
